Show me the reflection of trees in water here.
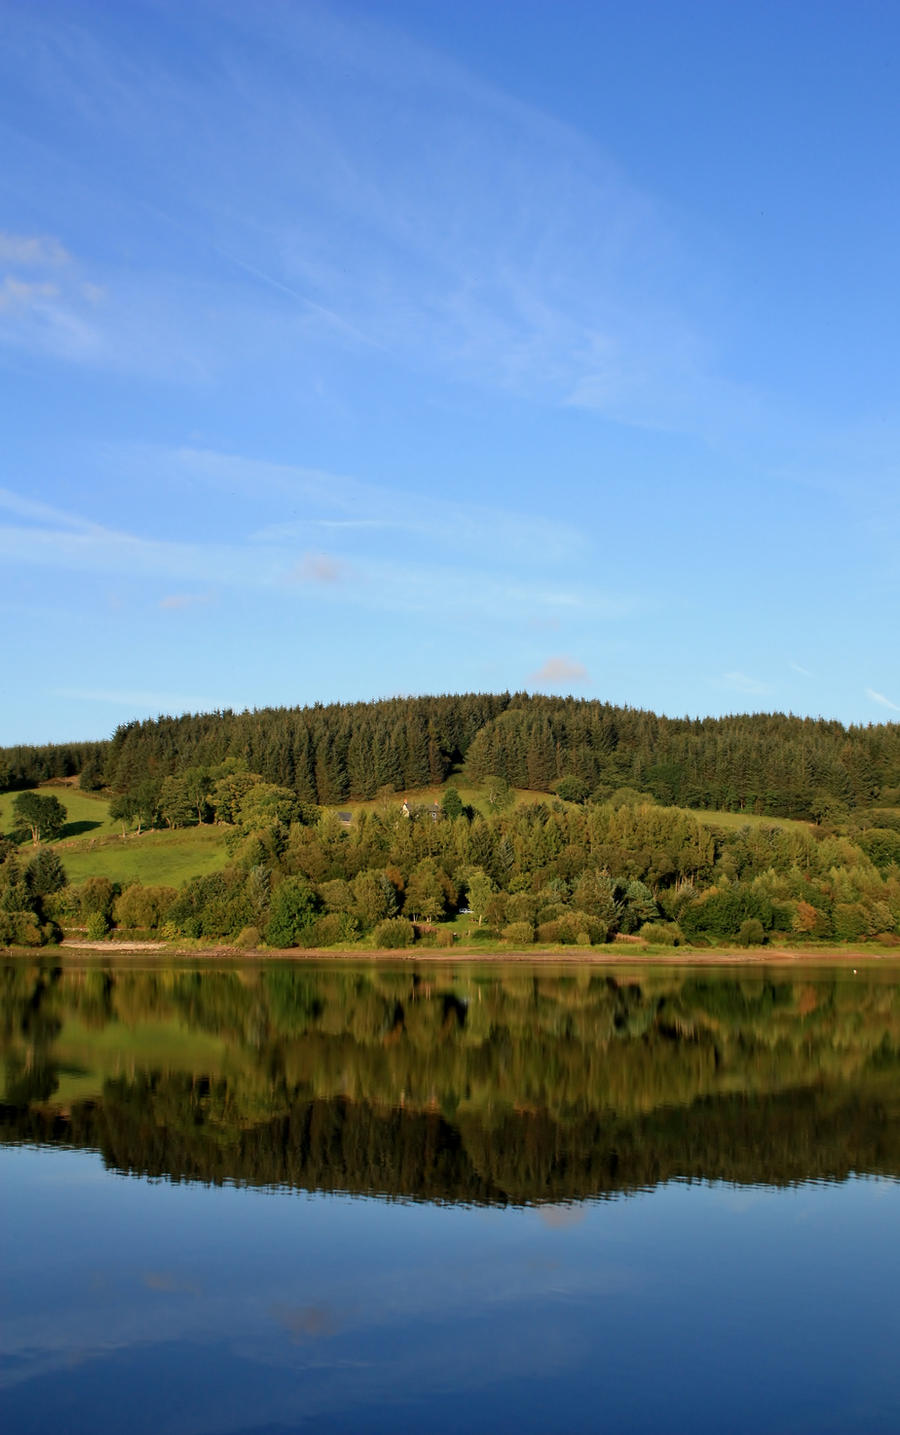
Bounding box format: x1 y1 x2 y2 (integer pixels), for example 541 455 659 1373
3 961 900 1201
4 1082 900 1204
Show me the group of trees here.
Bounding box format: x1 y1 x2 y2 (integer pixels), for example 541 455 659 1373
0 840 67 947
15 771 900 948
4 692 900 821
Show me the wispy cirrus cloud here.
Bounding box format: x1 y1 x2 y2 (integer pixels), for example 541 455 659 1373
0 487 103 531
0 470 633 627
0 232 71 266
174 446 584 565
866 687 900 713
0 224 107 361
0 276 60 313
53 686 218 711
0 3 745 429
722 671 770 696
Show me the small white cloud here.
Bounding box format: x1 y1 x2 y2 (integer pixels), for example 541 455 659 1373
790 662 814 677
723 671 770 695
289 551 346 585
529 655 590 687
0 276 59 313
0 232 71 267
866 687 900 713
159 593 211 611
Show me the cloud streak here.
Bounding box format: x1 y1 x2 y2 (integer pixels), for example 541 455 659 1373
0 2 747 431
0 468 634 628
722 671 770 696
54 686 219 711
866 688 900 713
159 593 211 611
0 232 70 266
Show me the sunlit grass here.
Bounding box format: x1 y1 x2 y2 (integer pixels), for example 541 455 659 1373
0 782 120 843
57 825 230 887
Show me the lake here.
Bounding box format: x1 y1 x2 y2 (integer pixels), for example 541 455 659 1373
3 957 900 1432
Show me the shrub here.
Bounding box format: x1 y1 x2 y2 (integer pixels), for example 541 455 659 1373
639 921 683 946
537 912 605 945
169 871 256 940
555 775 590 804
736 918 766 946
264 877 319 948
484 893 508 928
434 926 455 948
372 917 415 949
235 925 261 949
680 884 774 942
308 912 359 947
77 877 116 921
0 911 46 947
85 911 109 940
502 921 534 945
506 892 537 925
113 884 177 931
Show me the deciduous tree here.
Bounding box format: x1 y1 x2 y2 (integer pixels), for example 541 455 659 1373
12 792 67 845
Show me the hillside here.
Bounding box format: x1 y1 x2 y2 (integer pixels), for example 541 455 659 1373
3 699 900 954
3 692 900 823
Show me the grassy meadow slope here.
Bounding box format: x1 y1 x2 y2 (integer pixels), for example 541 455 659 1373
0 783 121 842
1 783 229 888
57 826 230 886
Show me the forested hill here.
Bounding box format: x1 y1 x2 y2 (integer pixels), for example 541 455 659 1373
3 693 900 821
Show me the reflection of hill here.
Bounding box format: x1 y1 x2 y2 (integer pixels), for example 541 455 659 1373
4 1083 900 1203
4 961 900 1202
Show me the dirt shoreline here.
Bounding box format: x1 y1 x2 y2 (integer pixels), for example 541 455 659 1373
33 938 900 966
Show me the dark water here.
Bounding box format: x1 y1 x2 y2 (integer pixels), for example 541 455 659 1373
3 959 900 1432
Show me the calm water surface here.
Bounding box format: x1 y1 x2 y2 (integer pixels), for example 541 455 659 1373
3 958 900 1432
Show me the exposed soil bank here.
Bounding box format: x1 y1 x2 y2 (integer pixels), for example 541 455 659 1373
37 939 900 966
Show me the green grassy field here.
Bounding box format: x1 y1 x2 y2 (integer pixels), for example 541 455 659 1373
56 826 230 886
1 783 230 887
0 783 121 843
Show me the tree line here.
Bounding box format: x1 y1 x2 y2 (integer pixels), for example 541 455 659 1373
3 692 900 819
6 768 900 947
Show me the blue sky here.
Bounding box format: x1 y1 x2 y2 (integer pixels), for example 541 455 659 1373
2 0 899 744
